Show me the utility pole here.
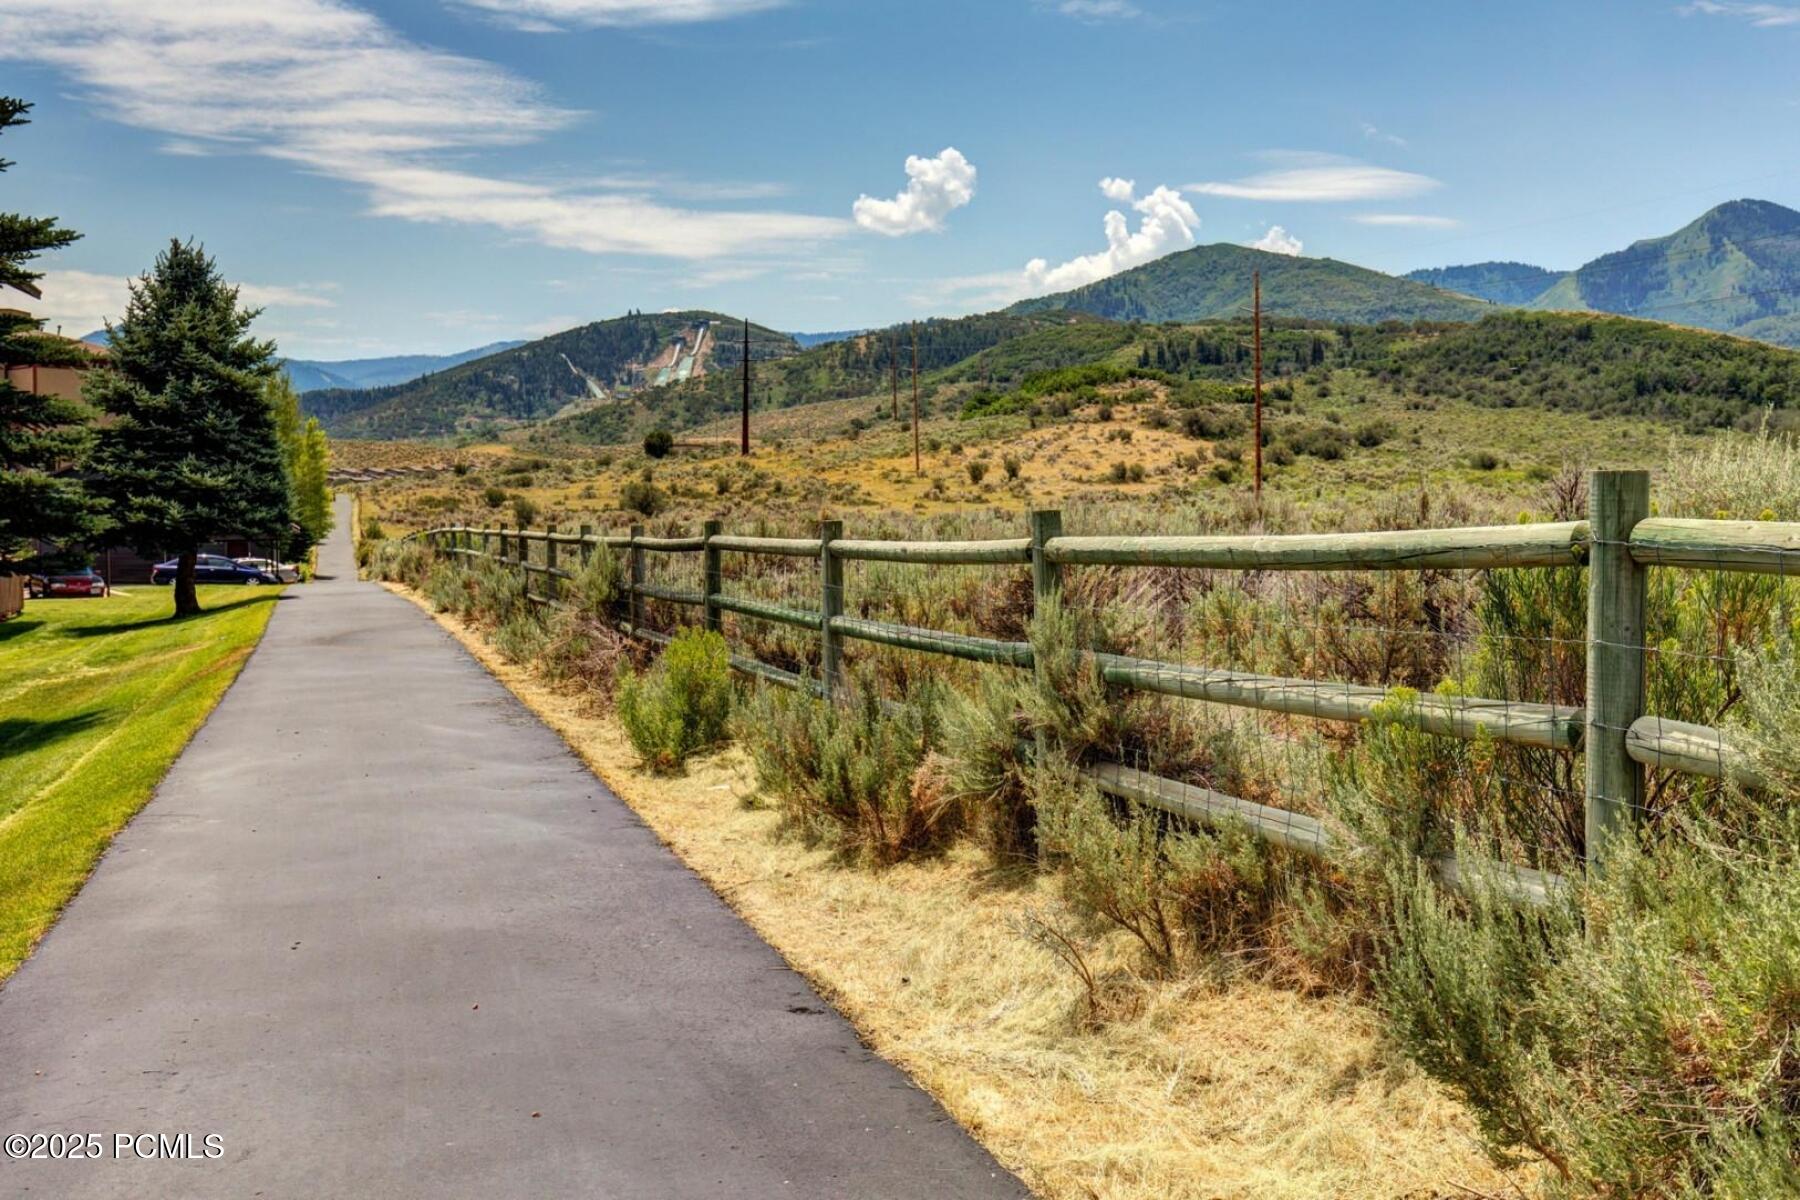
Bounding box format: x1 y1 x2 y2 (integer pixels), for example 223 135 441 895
1252 270 1263 500
890 332 899 421
740 316 750 457
911 322 921 476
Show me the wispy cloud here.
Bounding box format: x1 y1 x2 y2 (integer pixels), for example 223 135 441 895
454 0 786 31
0 0 848 261
1359 121 1408 148
852 148 977 236
1188 152 1439 202
1679 1 1800 26
1042 0 1143 20
1249 225 1303 255
26 268 333 337
1351 213 1461 229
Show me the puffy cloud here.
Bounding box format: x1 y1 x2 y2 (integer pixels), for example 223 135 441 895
1099 176 1136 203
456 0 785 30
25 269 332 337
1249 225 1303 256
1021 180 1200 295
1188 152 1438 202
852 148 977 236
1352 213 1460 229
0 0 848 261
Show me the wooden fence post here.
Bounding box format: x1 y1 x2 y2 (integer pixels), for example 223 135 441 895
1585 469 1650 869
1029 509 1063 605
628 523 645 629
819 518 844 699
702 519 723 635
544 526 558 603
578 524 593 567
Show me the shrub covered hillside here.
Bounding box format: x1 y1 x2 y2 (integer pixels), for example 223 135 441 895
1388 311 1800 430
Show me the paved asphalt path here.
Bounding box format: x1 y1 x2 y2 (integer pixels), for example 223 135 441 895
0 498 1029 1199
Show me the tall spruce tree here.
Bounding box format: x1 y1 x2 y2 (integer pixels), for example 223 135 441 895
0 96 99 573
89 241 293 616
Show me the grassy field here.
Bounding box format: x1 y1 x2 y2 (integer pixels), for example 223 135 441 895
350 371 1708 540
0 585 281 980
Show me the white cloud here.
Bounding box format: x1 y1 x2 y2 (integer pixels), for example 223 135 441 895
1249 225 1303 255
23 269 333 337
1099 176 1137 203
852 148 977 236
1680 1 1800 26
1188 152 1439 202
1021 180 1200 295
0 0 848 261
1047 0 1143 19
1359 121 1408 148
456 0 785 30
1352 213 1461 229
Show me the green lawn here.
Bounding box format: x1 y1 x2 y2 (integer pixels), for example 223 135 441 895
0 585 281 981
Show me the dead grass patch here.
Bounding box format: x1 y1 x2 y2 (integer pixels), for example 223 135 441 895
386 581 1528 1200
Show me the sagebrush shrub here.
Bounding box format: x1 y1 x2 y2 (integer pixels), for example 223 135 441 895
616 628 732 773
1365 645 1800 1197
737 678 957 866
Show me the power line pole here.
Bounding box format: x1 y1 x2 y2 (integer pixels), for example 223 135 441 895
1252 269 1263 501
911 322 921 477
890 332 899 421
740 316 750 457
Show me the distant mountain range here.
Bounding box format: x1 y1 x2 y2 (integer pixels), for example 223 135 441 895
1407 199 1800 348
1007 243 1498 325
302 312 792 440
81 331 527 393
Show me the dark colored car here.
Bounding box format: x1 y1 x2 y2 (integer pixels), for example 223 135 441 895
31 566 109 598
150 554 279 586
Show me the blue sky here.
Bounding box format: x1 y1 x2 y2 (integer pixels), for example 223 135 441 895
2 0 1797 359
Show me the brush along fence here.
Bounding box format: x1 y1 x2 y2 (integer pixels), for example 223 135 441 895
412 470 1797 902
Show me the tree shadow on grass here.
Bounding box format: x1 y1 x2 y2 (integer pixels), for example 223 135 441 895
0 618 44 645
64 591 287 638
0 710 109 757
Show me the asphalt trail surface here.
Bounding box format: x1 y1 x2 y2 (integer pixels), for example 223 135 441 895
0 498 1030 1199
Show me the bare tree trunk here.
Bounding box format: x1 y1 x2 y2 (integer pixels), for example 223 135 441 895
174 547 201 617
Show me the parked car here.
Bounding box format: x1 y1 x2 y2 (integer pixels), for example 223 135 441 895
150 555 279 586
32 566 110 598
235 557 300 584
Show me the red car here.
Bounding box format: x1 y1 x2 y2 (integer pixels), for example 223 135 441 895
32 566 110 598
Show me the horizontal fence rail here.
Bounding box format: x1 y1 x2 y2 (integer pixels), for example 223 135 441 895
411 472 1797 895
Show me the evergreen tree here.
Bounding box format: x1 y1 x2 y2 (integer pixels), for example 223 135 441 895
266 374 331 555
89 241 293 616
0 96 99 573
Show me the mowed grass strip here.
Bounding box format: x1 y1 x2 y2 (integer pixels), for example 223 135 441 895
0 585 281 981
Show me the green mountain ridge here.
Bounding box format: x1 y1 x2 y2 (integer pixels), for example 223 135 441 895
1404 262 1566 306
1409 200 1800 349
1004 243 1499 325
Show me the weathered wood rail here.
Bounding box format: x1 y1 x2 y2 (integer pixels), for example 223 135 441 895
414 470 1796 897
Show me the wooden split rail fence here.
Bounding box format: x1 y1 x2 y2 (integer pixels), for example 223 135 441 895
413 470 1800 900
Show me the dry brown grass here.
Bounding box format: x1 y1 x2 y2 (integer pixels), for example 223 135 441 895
386 580 1527 1200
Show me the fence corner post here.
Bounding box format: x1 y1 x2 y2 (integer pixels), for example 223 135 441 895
819 518 844 700
1585 469 1650 870
702 519 723 635
627 523 645 630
